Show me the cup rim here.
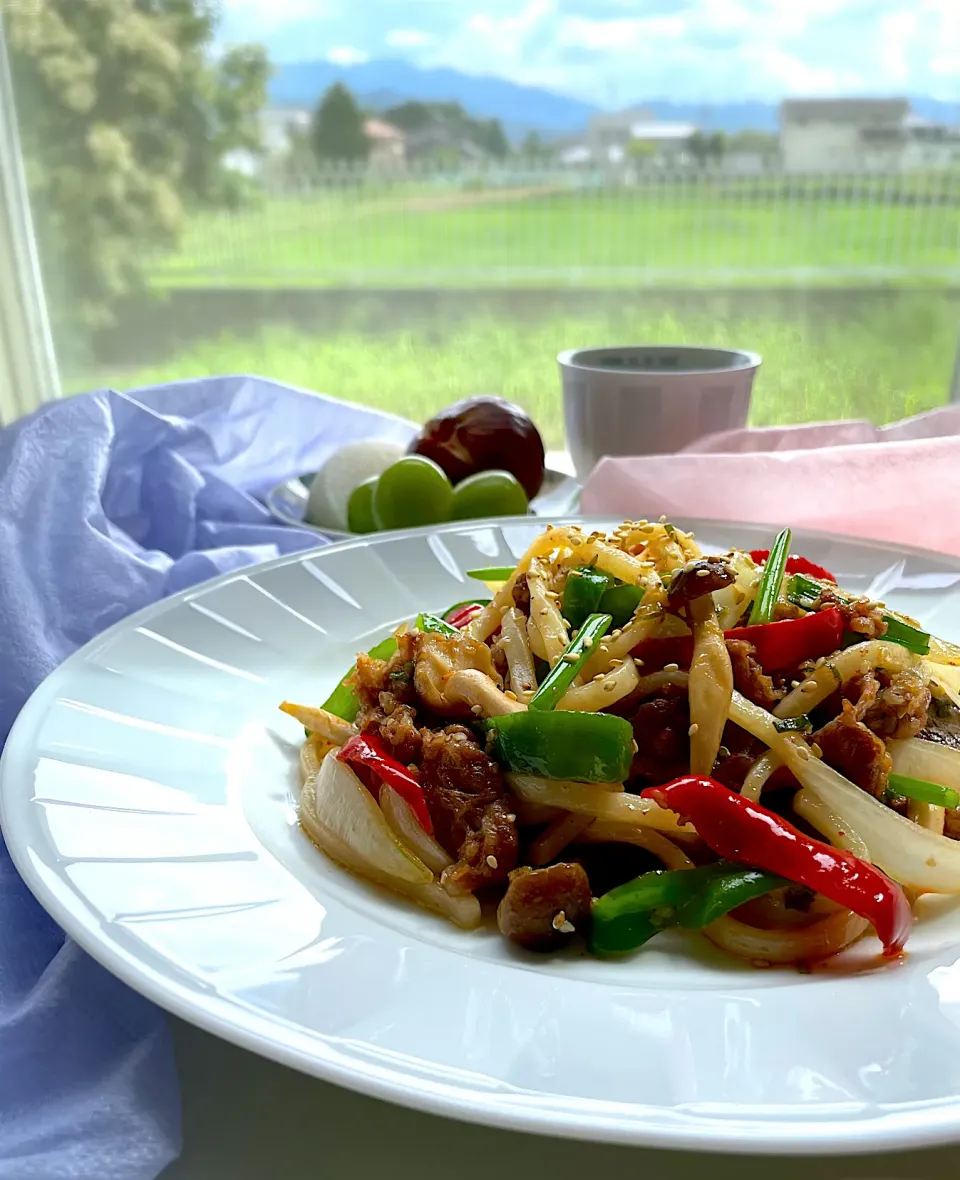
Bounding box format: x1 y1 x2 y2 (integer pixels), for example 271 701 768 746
557 344 762 376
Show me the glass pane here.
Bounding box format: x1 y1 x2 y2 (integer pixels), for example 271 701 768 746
6 1 959 448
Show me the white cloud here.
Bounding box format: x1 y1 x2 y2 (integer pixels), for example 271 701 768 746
327 46 369 65
222 0 960 104
385 29 434 49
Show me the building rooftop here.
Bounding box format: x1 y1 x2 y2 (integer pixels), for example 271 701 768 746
780 97 910 125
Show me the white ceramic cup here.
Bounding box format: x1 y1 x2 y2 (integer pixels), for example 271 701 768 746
558 344 761 479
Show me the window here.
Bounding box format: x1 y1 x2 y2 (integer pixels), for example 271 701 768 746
3 1 959 440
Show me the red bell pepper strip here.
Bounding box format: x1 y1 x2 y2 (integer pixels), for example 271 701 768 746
750 550 837 584
338 733 434 835
632 606 845 673
641 776 911 957
445 602 486 629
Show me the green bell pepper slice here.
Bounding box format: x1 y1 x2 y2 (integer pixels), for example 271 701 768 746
486 710 634 783
589 861 788 956
562 567 614 629
322 635 398 723
598 582 645 629
415 612 459 637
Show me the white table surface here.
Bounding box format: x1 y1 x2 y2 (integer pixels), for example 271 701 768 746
162 1016 952 1180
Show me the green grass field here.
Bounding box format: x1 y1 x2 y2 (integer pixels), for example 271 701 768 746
153 182 960 288
92 292 957 447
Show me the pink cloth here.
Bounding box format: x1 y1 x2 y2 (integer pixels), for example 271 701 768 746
581 405 960 557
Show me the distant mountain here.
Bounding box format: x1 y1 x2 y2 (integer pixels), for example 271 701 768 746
268 59 960 138
268 59 599 137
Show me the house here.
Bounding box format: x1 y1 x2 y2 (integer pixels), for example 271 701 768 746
363 118 406 169
582 108 697 166
779 98 910 172
903 115 960 170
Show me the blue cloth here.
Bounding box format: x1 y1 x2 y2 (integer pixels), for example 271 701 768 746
0 376 416 1178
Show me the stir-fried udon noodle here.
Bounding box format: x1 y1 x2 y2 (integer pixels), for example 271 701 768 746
280 520 960 966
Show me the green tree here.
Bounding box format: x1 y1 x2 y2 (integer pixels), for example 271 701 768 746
6 0 269 346
478 118 508 158
311 82 369 162
520 130 548 159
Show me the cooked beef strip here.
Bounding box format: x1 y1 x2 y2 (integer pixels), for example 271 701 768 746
511 574 531 616
726 638 785 710
814 701 892 798
919 693 960 750
627 685 691 786
353 634 518 887
497 862 592 951
419 726 518 891
816 588 887 639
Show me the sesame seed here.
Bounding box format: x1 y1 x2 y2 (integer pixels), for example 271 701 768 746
610 658 623 667
539 608 550 617
470 704 483 716
504 689 518 701
664 662 680 673
794 746 811 762
696 569 710 578
506 814 516 823
611 628 623 639
486 855 499 869
583 637 593 648
562 653 579 664
790 680 801 689
659 515 667 524
603 681 617 692
631 740 639 754
926 856 937 867
552 910 567 931
559 920 576 934
688 723 699 736
800 682 817 693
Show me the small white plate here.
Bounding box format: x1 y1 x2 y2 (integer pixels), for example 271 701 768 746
6 518 960 1156
264 463 581 540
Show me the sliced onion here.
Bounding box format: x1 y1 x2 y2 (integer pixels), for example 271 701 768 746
888 737 960 792
379 785 452 875
529 811 593 865
731 691 960 893
302 789 481 929
775 640 917 719
793 788 871 861
576 820 694 870
557 657 640 711
306 753 432 885
740 751 782 804
500 606 538 703
507 773 684 833
908 800 945 835
705 909 869 965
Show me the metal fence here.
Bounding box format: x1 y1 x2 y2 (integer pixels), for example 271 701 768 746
154 161 960 288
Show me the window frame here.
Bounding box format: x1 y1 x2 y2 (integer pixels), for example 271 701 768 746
0 15 60 425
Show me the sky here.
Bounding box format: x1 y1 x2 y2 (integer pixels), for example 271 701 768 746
218 0 960 106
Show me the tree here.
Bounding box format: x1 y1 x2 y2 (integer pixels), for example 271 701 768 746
6 0 269 348
310 83 369 163
478 118 508 158
687 129 726 170
520 130 549 159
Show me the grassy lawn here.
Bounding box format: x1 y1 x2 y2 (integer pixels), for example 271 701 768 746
88 292 957 447
153 184 960 288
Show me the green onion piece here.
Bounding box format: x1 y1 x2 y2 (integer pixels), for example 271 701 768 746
528 613 613 712
304 727 312 738
786 572 822 610
322 635 398 722
880 616 931 656
788 574 931 656
748 527 792 626
888 773 960 811
466 566 516 582
415 613 459 636
773 714 813 733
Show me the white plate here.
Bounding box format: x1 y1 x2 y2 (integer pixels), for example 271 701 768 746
6 517 960 1156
